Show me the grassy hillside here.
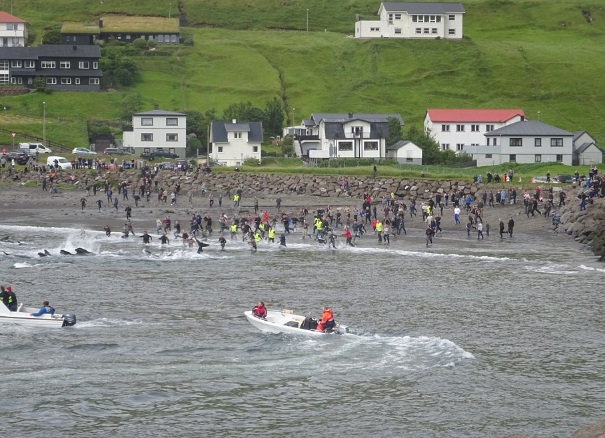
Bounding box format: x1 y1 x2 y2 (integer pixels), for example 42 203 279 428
1 0 604 152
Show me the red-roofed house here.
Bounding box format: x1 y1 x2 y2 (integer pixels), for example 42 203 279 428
424 109 525 153
0 11 28 47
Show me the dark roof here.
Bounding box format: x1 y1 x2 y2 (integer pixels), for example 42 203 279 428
211 121 263 143
0 45 101 60
381 2 465 14
575 142 598 154
134 109 186 117
310 113 404 125
485 120 573 137
11 68 103 77
386 140 419 151
573 130 586 142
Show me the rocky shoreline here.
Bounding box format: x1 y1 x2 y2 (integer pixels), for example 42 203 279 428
1 167 604 260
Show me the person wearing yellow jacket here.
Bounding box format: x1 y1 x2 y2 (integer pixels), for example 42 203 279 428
375 220 383 243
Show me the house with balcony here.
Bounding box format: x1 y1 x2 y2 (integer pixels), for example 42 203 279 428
61 16 180 45
122 108 187 158
424 108 526 153
464 120 574 167
355 2 465 39
289 113 404 160
209 120 263 166
0 44 102 90
0 11 27 47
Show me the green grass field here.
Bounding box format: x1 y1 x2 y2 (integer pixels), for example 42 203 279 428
1 0 604 169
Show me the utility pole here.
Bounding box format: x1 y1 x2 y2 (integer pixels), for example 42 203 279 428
42 101 46 147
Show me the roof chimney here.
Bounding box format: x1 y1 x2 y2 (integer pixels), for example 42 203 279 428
153 104 159 110
348 112 353 119
232 119 237 124
99 19 103 28
73 45 77 51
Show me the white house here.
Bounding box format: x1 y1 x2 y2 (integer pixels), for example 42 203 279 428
122 108 187 158
287 113 404 160
424 108 526 153
573 131 603 165
464 120 574 167
209 120 262 166
355 2 465 39
386 140 423 164
0 11 27 47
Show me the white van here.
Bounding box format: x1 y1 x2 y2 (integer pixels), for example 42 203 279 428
47 156 72 170
19 142 52 154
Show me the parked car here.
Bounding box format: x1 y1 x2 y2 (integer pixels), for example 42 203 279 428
19 142 52 154
46 156 72 170
72 147 97 155
150 150 179 159
7 150 30 165
553 174 574 183
530 176 549 183
140 151 153 159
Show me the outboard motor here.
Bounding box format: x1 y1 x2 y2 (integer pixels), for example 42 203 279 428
335 324 349 335
62 313 77 327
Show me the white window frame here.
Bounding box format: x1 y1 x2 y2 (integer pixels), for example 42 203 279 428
141 133 153 142
486 124 494 132
449 15 456 21
93 62 98 69
75 78 80 85
217 146 223 153
448 29 456 35
166 118 178 126
535 138 542 147
166 133 178 142
510 138 523 147
141 118 154 126
456 144 464 151
89 78 99 85
456 124 465 132
441 124 450 132
550 138 563 147
79 61 90 69
60 61 70 69
10 60 22 68
24 60 35 68
471 124 479 132
41 61 56 69
253 146 259 153
60 77 72 85
46 77 57 85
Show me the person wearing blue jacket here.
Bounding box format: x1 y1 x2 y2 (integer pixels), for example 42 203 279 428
31 301 55 317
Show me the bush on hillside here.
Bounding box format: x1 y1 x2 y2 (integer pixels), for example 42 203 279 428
132 38 148 49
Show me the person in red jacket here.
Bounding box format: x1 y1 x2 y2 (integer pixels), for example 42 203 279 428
252 301 267 318
342 227 354 247
316 306 335 332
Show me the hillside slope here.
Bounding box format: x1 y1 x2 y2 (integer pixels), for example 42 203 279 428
1 0 604 148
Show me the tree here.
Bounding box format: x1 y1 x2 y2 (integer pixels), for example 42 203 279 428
222 102 264 123
118 93 142 123
100 52 140 88
386 117 403 147
408 126 441 165
186 108 217 155
264 97 284 137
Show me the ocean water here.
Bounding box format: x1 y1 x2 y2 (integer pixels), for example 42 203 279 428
0 223 603 437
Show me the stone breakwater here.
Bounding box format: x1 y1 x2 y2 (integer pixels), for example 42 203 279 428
557 193 605 261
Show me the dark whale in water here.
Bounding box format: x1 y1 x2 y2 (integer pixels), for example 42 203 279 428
38 249 51 257
60 250 73 255
75 248 92 255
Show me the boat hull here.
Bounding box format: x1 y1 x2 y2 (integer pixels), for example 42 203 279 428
0 305 72 328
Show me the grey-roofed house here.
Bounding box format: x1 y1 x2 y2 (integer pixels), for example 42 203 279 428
386 140 423 164
289 113 404 160
356 2 465 39
209 120 263 166
0 44 102 90
122 109 187 158
464 120 574 166
573 131 603 165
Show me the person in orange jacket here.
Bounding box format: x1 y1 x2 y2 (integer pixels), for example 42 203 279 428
252 301 267 318
316 306 335 332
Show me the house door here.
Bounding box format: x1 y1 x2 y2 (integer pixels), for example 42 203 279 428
2 38 8 47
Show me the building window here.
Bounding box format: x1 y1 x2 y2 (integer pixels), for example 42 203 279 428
423 28 429 34
394 14 401 20
75 78 80 85
7 23 16 30
253 146 259 153
0 74 9 84
141 118 154 126
415 28 422 34
441 144 449 150
89 78 100 85
60 78 71 85
493 138 498 145
471 124 479 132
171 35 178 43
510 138 522 146
556 154 563 162
456 124 465 132
551 138 563 147
46 77 57 85
394 28 402 34
338 141 353 151
405 157 414 162
141 133 153 141
448 29 456 35
486 138 491 146
431 28 437 34
509 154 516 162
60 61 70 69
535 138 542 147
442 124 450 132
364 141 379 151
456 144 464 151
41 61 56 69
449 15 456 20
535 154 542 162
126 35 131 40
10 60 22 68
79 61 90 69
93 62 98 69
217 146 223 153
27 77 33 84
486 124 494 132
234 132 242 139
158 35 164 43
24 60 35 68
485 153 492 158
166 118 178 126
370 27 380 32
166 134 178 142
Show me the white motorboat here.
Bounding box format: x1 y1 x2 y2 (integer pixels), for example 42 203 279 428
0 303 76 328
244 309 347 336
